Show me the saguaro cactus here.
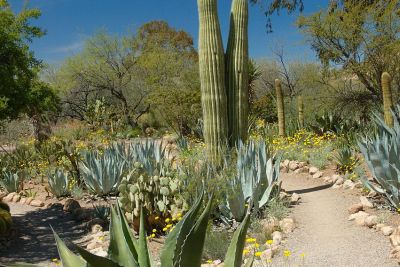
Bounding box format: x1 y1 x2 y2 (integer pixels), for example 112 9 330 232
226 0 249 146
197 0 228 160
382 72 394 127
275 79 285 137
298 95 304 128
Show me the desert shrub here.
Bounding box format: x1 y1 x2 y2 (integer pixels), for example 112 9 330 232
264 197 290 221
203 228 232 261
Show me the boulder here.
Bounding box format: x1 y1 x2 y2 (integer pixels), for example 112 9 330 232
348 211 369 221
280 218 295 234
3 193 16 202
382 226 395 236
343 180 355 189
312 171 323 179
272 231 282 245
360 196 374 209
12 194 21 203
365 215 378 228
63 199 81 213
348 203 364 214
25 197 33 205
376 224 385 231
390 246 400 262
330 175 341 184
30 200 44 207
19 197 27 205
390 226 400 247
309 167 319 175
335 177 344 186
290 193 301 204
289 161 299 171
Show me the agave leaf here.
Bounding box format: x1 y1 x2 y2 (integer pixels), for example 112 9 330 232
177 195 213 266
73 244 120 267
116 202 138 260
160 192 204 267
224 213 251 267
108 206 138 266
52 228 87 267
138 208 152 267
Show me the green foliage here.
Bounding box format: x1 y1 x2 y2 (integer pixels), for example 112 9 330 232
0 207 12 236
0 170 23 193
47 168 70 197
359 106 400 209
93 204 111 221
334 145 359 174
264 197 290 221
203 229 232 261
0 201 10 213
80 147 127 196
118 163 187 222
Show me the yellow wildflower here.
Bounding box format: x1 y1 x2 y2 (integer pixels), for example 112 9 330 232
243 249 250 255
283 250 291 257
152 229 157 233
165 218 171 223
254 252 262 257
266 240 273 245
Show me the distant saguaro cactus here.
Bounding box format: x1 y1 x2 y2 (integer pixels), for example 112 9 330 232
298 95 304 128
275 79 285 137
382 72 394 128
226 0 249 146
197 0 228 161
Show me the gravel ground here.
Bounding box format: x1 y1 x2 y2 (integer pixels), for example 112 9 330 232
269 172 399 267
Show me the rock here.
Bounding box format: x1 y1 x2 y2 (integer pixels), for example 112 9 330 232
355 213 368 226
365 215 378 228
64 199 81 212
279 191 288 200
12 194 21 203
280 218 295 234
261 249 273 261
299 166 309 173
332 184 342 189
360 196 374 209
25 197 33 205
272 231 282 245
335 177 344 185
323 176 332 183
93 249 107 257
354 181 363 189
330 175 341 184
376 224 385 231
309 167 319 175
290 193 301 204
87 241 101 250
390 246 400 262
343 180 355 189
30 200 44 207
282 160 290 168
289 161 299 171
298 162 307 168
391 227 400 247
348 203 364 214
87 218 106 232
382 226 395 236
3 193 16 202
262 218 279 235
312 171 323 179
368 191 378 198
20 197 27 205
348 211 369 221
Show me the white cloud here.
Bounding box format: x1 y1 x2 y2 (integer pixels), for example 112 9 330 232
51 40 84 53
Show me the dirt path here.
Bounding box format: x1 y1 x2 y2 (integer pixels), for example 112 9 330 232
272 172 398 267
0 203 87 266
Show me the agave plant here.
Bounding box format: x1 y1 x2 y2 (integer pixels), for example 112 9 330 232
0 170 23 193
226 140 281 222
12 192 253 267
47 168 70 197
80 148 126 196
359 106 400 209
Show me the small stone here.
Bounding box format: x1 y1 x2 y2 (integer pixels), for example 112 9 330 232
391 227 400 247
63 199 81 212
348 203 364 214
272 231 282 245
382 226 394 236
348 211 369 221
335 177 344 185
12 194 21 203
93 250 107 257
20 197 27 205
368 191 378 198
25 197 33 205
282 160 290 168
330 175 341 184
280 218 295 234
299 166 309 173
323 176 332 183
332 184 342 189
290 193 301 204
289 161 299 171
298 162 307 168
30 200 44 207
376 224 385 231
355 213 368 226
279 192 288 200
312 171 323 179
360 196 374 209
309 167 319 175
343 180 355 189
365 215 378 228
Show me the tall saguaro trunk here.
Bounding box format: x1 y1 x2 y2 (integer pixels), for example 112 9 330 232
382 72 394 128
298 95 304 128
275 79 285 137
198 0 228 161
226 0 249 146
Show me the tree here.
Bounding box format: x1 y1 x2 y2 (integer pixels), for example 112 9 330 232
0 0 47 119
297 0 400 99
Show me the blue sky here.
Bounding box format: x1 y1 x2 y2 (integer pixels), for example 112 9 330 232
9 0 329 64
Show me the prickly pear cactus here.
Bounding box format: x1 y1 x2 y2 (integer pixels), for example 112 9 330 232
118 162 187 224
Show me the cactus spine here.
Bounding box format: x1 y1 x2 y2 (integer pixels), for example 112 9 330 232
382 72 394 128
275 79 285 137
298 95 304 128
197 0 229 161
226 0 249 146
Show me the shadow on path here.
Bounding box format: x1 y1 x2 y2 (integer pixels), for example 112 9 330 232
286 183 332 195
0 205 87 265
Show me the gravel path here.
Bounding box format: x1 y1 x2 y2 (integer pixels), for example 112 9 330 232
0 203 87 266
272 172 399 267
